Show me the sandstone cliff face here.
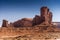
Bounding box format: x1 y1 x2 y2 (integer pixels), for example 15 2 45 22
48 12 52 24
2 20 8 27
33 15 41 26
13 18 32 27
32 7 53 26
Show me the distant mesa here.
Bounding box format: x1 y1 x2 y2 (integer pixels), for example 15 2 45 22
2 6 53 27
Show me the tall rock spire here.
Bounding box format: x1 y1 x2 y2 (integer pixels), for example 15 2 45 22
40 6 52 25
2 19 8 27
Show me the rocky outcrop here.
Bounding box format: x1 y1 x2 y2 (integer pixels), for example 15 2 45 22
1 6 60 40
2 20 8 27
33 15 40 26
48 12 52 24
1 6 53 27
13 18 32 27
40 7 52 25
32 7 53 26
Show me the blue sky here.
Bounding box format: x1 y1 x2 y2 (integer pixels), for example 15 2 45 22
0 0 60 26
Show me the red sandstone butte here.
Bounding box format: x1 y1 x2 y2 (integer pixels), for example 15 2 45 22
2 6 52 27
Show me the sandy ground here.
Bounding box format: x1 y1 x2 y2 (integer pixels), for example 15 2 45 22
0 32 60 40
0 25 60 40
